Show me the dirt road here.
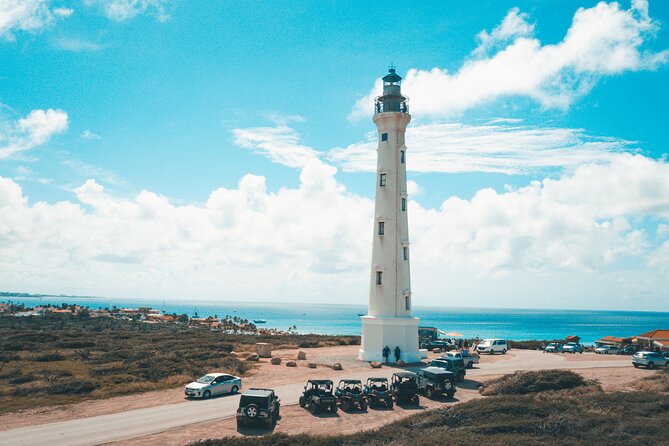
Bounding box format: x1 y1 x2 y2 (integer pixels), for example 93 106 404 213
0 348 635 446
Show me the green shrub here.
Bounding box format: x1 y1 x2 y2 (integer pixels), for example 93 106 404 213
480 370 596 396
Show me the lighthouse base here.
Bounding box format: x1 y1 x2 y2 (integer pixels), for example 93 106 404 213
358 315 423 363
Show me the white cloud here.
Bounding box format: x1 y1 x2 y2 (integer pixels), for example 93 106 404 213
80 129 101 139
0 0 70 39
53 37 103 52
349 1 669 119
0 109 69 159
0 154 667 309
232 123 322 169
85 0 170 22
330 122 636 174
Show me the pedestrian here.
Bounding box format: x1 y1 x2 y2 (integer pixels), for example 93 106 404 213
382 345 390 363
394 346 401 362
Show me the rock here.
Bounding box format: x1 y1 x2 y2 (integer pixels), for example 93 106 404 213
308 362 317 369
286 361 297 367
297 351 307 360
230 351 239 357
432 348 442 354
478 385 485 394
332 362 343 371
246 353 260 361
271 357 282 365
370 361 382 369
397 360 406 366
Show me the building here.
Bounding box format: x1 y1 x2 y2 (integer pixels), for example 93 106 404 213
359 68 423 364
636 329 669 351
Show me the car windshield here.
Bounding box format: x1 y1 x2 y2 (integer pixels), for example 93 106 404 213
196 375 215 384
547 343 557 347
480 340 493 346
566 343 576 346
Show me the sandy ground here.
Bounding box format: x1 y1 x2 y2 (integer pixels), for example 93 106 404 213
0 345 651 446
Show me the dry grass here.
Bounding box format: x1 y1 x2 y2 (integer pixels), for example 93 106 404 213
480 369 599 396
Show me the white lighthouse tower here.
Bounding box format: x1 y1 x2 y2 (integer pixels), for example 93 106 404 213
359 68 421 363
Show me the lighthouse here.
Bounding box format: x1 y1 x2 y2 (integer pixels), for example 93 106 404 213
359 68 422 363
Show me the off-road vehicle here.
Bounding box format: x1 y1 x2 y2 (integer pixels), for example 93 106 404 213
391 372 420 405
236 388 280 428
298 379 338 414
416 367 456 399
335 379 368 411
364 377 393 409
431 357 466 382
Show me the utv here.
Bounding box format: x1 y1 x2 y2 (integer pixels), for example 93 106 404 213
391 372 420 405
416 367 456 399
335 379 368 411
298 379 338 414
364 377 393 409
236 388 280 428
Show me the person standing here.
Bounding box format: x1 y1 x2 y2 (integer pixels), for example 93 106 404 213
394 346 401 363
382 345 390 363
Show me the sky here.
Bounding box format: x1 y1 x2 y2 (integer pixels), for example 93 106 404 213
0 0 668 311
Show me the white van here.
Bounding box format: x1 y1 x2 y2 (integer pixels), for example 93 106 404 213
476 339 508 355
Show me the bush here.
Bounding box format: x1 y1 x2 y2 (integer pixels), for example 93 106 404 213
33 353 65 362
480 370 597 396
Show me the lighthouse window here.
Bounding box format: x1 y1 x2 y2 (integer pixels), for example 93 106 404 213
403 246 408 260
400 151 405 163
381 133 388 141
405 295 411 310
378 221 385 236
379 173 386 186
401 197 406 211
376 271 383 285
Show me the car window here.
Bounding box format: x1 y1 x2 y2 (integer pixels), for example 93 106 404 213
197 375 215 384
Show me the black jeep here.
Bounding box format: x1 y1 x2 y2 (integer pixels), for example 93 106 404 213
391 372 420 405
236 388 280 428
335 379 368 412
364 377 393 409
417 367 456 399
431 357 466 382
298 379 338 414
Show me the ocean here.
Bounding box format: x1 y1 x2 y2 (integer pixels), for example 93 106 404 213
6 296 668 344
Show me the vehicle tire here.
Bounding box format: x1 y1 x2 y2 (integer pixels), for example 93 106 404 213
245 404 259 418
426 387 434 399
648 362 655 370
490 349 495 355
447 390 455 398
265 417 273 428
502 349 507 355
331 404 338 414
230 385 239 394
360 399 368 411
236 420 244 428
466 362 473 369
341 399 351 412
387 399 394 409
299 396 306 408
412 395 419 405
202 390 211 399
457 371 465 382
633 363 639 368
308 402 318 414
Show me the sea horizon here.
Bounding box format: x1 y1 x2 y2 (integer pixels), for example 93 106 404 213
4 294 668 344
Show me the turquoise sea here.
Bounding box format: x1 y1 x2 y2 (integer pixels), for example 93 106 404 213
6 296 669 344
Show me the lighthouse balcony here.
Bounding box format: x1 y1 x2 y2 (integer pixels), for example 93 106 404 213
374 96 409 114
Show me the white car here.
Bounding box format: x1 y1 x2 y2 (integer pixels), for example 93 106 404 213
632 351 669 369
185 373 242 399
476 339 508 355
444 350 480 368
594 345 619 355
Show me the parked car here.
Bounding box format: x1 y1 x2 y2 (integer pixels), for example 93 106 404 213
416 367 456 399
595 345 619 355
562 342 583 353
431 357 466 382
476 339 508 355
364 377 393 409
632 351 669 369
544 342 564 353
444 350 480 368
335 379 368 412
299 380 338 414
617 345 641 355
391 372 420 405
184 373 241 399
236 388 280 428
423 340 456 351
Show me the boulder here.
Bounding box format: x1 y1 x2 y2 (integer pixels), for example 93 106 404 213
332 362 343 371
396 360 407 366
270 357 282 365
297 351 307 360
286 361 297 367
230 351 239 358
370 361 382 369
246 353 260 362
432 348 442 354
308 362 317 369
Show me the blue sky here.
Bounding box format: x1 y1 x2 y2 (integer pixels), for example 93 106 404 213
1 0 668 311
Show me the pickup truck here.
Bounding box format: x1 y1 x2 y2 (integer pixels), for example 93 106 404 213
443 350 480 369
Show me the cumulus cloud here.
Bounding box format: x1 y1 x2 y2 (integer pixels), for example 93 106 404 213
85 0 171 22
0 109 69 159
331 122 636 174
0 0 72 39
0 154 667 308
349 1 669 119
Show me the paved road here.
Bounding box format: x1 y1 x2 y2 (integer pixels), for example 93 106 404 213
0 351 629 446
